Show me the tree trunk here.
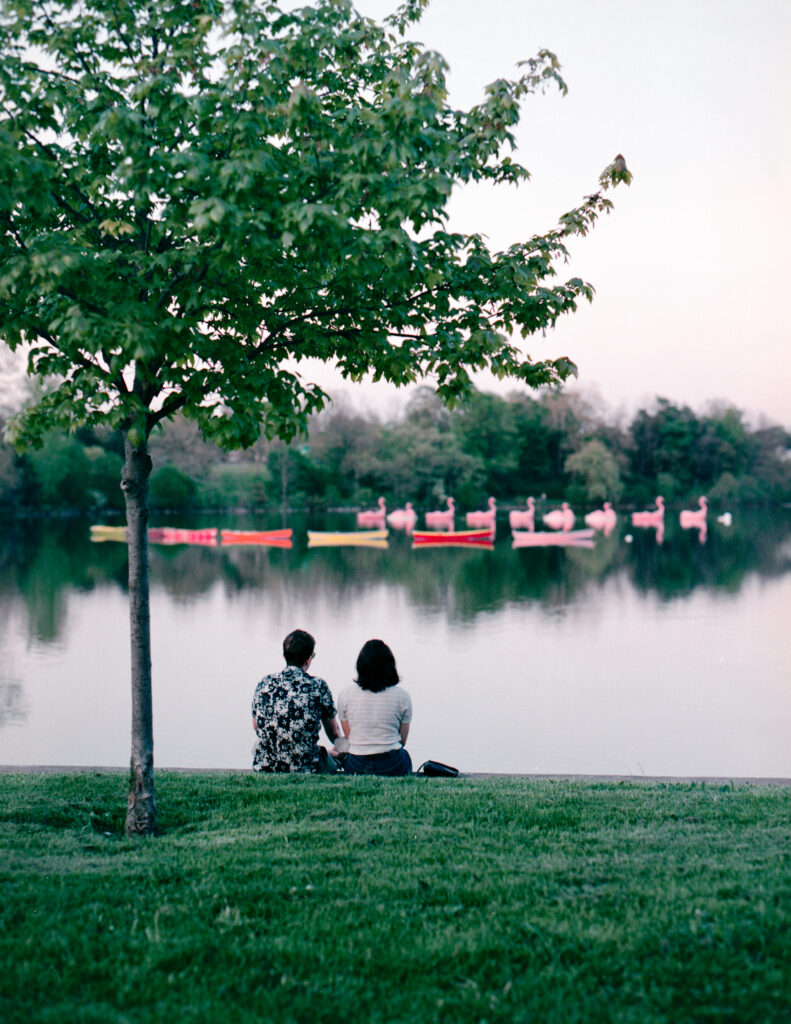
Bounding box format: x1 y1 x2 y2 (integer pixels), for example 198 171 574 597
121 436 156 836
280 445 289 515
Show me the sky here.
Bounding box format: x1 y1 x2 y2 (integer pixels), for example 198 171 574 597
2 0 788 428
298 0 791 427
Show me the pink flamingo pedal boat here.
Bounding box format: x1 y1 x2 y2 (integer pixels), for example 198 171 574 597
386 502 417 532
679 495 708 528
543 502 575 531
584 502 617 535
630 495 665 544
679 495 708 544
466 497 497 530
631 496 665 527
357 497 386 528
508 497 535 531
424 497 455 530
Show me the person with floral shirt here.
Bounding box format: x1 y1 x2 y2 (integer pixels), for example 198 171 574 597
252 629 345 773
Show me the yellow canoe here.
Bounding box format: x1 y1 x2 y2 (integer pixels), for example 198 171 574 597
307 529 388 548
89 524 127 542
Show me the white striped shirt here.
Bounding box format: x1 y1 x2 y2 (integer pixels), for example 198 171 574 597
337 684 413 755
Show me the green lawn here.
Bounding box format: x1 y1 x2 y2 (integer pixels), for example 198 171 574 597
1 772 789 1024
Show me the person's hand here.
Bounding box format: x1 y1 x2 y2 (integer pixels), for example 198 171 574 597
329 745 340 758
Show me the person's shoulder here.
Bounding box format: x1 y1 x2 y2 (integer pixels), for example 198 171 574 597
254 669 280 689
306 673 334 700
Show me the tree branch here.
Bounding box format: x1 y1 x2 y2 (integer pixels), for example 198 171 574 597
31 322 116 384
36 66 82 86
24 128 106 232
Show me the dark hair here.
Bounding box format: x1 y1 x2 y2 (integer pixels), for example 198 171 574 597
283 629 315 667
355 639 399 693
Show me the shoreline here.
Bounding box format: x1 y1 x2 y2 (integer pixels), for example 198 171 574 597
2 764 790 785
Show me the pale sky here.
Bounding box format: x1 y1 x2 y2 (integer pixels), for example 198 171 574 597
300 0 791 427
2 1 787 429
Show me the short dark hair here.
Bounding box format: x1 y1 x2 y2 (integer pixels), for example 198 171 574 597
355 639 399 693
283 629 315 667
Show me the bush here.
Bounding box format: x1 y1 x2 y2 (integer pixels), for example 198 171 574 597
708 472 739 505
149 465 199 510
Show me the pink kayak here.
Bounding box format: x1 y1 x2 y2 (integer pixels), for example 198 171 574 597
511 528 595 548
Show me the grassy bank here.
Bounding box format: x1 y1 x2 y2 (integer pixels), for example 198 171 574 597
1 773 789 1024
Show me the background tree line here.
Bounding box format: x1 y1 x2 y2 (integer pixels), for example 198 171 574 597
2 386 788 515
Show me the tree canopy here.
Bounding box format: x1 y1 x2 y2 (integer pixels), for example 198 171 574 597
1 0 630 452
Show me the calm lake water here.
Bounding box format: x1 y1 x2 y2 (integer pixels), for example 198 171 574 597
1 508 789 777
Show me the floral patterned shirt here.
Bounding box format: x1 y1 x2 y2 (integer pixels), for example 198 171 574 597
251 665 337 773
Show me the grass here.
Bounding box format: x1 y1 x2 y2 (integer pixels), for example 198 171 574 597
1 772 789 1024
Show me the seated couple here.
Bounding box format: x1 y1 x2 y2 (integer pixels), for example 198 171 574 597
251 629 412 776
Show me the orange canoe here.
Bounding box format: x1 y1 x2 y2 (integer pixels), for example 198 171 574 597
220 529 293 547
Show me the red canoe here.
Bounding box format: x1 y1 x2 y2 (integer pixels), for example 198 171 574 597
412 528 494 548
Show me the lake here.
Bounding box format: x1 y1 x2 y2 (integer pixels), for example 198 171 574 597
1 508 789 777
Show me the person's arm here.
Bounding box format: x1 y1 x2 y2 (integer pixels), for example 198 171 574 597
322 714 349 756
323 715 343 743
341 720 350 739
399 690 412 746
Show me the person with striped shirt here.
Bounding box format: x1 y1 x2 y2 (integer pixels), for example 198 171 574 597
337 639 413 776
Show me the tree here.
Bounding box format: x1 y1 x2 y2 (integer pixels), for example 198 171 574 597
628 399 701 499
383 391 483 505
509 395 565 496
564 438 622 503
307 401 388 506
0 0 630 834
451 390 519 500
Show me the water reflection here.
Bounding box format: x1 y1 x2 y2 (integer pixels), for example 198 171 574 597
0 511 789 640
0 674 25 727
155 510 791 616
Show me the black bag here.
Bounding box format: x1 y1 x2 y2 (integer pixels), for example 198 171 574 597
416 760 459 778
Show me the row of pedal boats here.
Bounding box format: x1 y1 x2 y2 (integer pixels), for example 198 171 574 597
89 524 596 550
